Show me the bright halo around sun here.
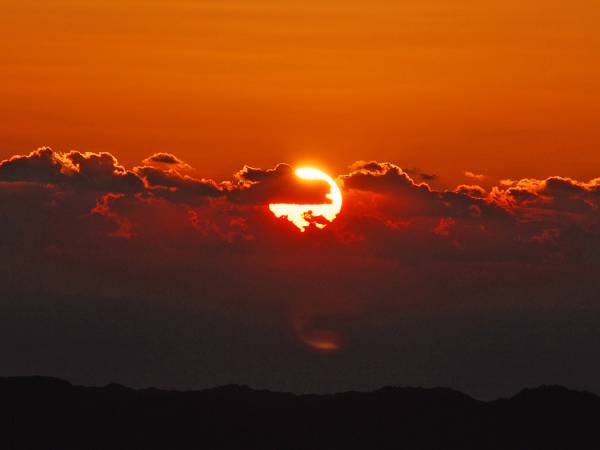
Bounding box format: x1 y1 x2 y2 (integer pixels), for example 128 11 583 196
269 167 342 232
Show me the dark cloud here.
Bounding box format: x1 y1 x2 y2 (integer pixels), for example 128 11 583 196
0 147 65 183
2 150 596 266
65 151 144 193
2 149 600 398
0 147 226 204
340 161 505 225
491 176 600 217
455 184 487 198
229 163 331 204
134 165 222 203
419 172 438 182
340 161 436 215
142 152 191 168
403 166 438 182
343 161 417 185
0 147 143 193
91 193 134 239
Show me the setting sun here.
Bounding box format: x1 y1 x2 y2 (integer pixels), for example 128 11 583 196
269 167 343 232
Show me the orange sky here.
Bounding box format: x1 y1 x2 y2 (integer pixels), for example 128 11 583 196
2 0 599 185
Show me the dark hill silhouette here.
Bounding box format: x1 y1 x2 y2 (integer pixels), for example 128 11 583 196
1 376 598 449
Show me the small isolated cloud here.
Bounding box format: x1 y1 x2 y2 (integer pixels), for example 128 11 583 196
464 170 486 181
142 152 191 169
403 166 438 182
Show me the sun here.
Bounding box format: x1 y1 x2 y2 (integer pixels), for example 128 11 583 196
269 167 343 232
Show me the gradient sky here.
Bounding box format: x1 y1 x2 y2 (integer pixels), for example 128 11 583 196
2 1 600 399
2 0 600 183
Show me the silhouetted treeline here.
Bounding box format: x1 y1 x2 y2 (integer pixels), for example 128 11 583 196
1 376 598 449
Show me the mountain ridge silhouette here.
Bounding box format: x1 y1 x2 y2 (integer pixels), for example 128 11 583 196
1 376 598 449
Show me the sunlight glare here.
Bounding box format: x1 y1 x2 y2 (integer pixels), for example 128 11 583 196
269 167 342 232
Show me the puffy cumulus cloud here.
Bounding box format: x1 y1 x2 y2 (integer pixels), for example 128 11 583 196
228 163 331 205
339 160 506 225
134 166 221 204
490 176 600 222
0 147 72 182
2 149 598 272
0 147 225 204
342 161 418 189
339 161 443 218
455 184 487 198
2 148 600 389
0 147 142 193
65 151 144 192
4 147 54 180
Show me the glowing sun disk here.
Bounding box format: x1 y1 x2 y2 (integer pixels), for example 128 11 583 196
269 167 342 232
